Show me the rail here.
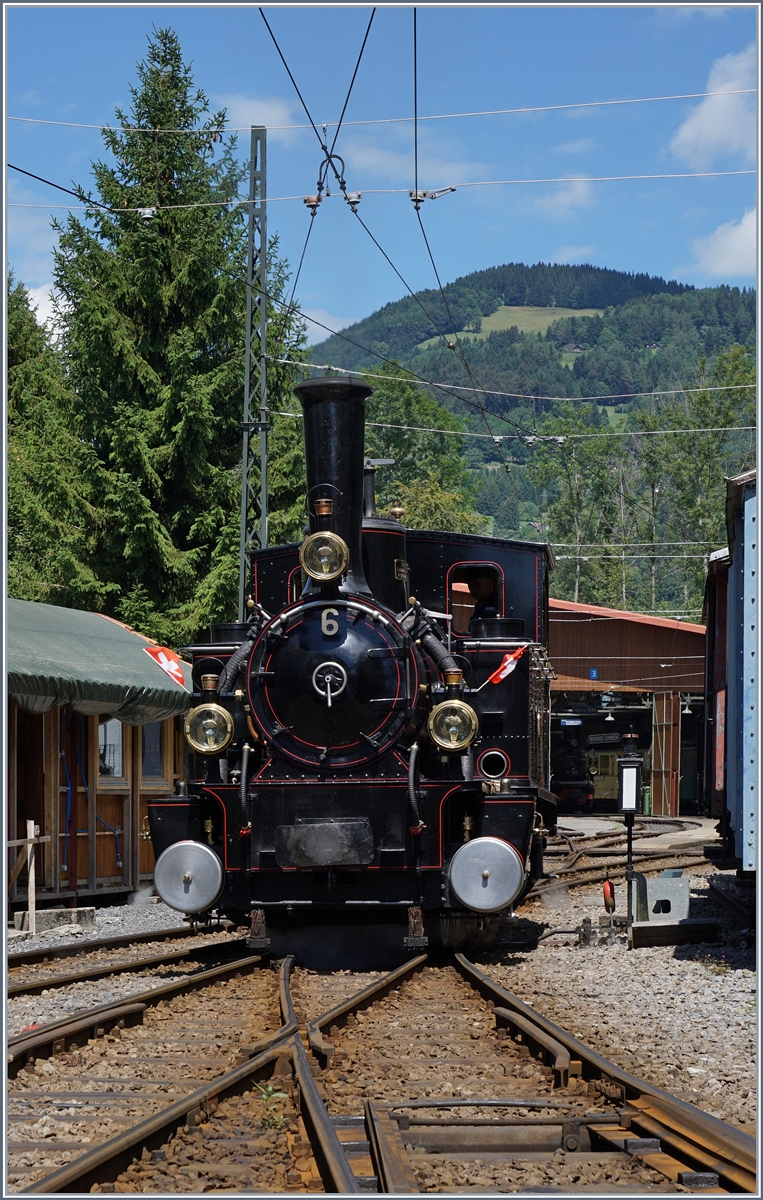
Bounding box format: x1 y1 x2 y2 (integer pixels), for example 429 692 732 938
8 953 262 1075
7 938 246 997
11 951 755 1194
7 924 226 970
456 954 756 1193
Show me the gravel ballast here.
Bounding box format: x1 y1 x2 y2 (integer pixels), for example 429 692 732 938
7 897 190 958
7 946 232 1037
480 861 756 1130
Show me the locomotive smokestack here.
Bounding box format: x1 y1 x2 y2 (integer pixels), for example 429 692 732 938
293 375 374 595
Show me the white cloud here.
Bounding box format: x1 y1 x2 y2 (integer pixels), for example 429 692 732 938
341 133 479 188
669 43 756 168
302 308 363 346
213 93 303 143
554 138 596 155
7 178 64 288
26 284 58 329
651 6 729 26
691 208 757 278
538 177 593 218
14 89 45 107
555 245 594 264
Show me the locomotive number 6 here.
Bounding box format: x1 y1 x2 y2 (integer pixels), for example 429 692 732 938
321 607 339 637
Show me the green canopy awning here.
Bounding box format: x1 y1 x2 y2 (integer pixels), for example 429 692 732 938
7 598 191 725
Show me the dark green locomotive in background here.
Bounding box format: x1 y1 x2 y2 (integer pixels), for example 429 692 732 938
149 377 557 966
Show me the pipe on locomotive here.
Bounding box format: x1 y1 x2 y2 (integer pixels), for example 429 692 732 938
293 375 374 596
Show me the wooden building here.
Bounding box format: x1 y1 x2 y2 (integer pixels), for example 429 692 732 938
548 599 706 817
7 599 190 909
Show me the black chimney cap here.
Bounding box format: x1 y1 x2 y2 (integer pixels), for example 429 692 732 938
293 375 374 402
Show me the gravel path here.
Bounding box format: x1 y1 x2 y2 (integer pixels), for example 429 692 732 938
478 862 756 1130
7 898 191 957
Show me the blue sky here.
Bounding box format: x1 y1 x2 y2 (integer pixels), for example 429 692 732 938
6 4 758 341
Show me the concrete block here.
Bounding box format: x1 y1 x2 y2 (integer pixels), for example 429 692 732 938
629 918 720 949
14 907 96 932
7 928 30 943
644 873 690 922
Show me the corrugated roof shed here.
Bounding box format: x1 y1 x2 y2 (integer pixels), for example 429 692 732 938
548 598 706 693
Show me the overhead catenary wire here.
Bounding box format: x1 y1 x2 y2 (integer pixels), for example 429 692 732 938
18 151 744 449
286 8 376 309
268 356 756 405
250 283 538 438
268 362 755 443
8 175 755 445
7 86 756 133
258 6 465 363
327 8 376 159
269 405 753 465
269 19 542 489
9 164 755 215
257 7 536 447
258 7 327 152
8 163 113 210
12 52 746 621
409 8 539 538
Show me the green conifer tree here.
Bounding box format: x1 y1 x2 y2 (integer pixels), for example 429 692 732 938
7 274 112 608
51 27 305 643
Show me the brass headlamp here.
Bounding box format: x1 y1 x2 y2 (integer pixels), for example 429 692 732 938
428 700 479 752
299 530 350 583
184 703 234 754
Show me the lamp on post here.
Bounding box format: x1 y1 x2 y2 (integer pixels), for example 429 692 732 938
618 756 642 931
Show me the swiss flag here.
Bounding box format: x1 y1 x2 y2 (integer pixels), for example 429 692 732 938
144 646 187 687
487 646 526 685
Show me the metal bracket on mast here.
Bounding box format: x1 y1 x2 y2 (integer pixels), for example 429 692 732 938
238 125 268 623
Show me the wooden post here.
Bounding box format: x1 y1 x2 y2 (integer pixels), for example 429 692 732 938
26 819 36 935
131 725 142 891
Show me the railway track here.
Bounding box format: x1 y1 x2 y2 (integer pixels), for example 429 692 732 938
7 924 224 970
526 820 710 898
7 931 244 999
9 955 754 1194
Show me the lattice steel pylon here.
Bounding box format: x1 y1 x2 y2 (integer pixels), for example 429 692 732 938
238 126 268 622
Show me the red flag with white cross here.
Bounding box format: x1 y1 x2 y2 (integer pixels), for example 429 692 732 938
143 646 187 687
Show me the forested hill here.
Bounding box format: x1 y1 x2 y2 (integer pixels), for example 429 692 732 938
311 261 694 369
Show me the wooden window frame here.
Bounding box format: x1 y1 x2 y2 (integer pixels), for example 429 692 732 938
96 716 131 793
140 718 175 792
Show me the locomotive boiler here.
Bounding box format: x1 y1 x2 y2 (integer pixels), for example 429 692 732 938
148 376 557 965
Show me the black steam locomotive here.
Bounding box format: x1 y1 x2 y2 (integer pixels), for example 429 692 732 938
148 377 557 965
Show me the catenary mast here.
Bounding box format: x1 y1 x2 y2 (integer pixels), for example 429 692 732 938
238 126 268 621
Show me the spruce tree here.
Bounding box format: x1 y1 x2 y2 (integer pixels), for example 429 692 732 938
7 274 111 608
51 27 305 643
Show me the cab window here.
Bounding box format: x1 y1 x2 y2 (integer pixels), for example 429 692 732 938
449 565 501 634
